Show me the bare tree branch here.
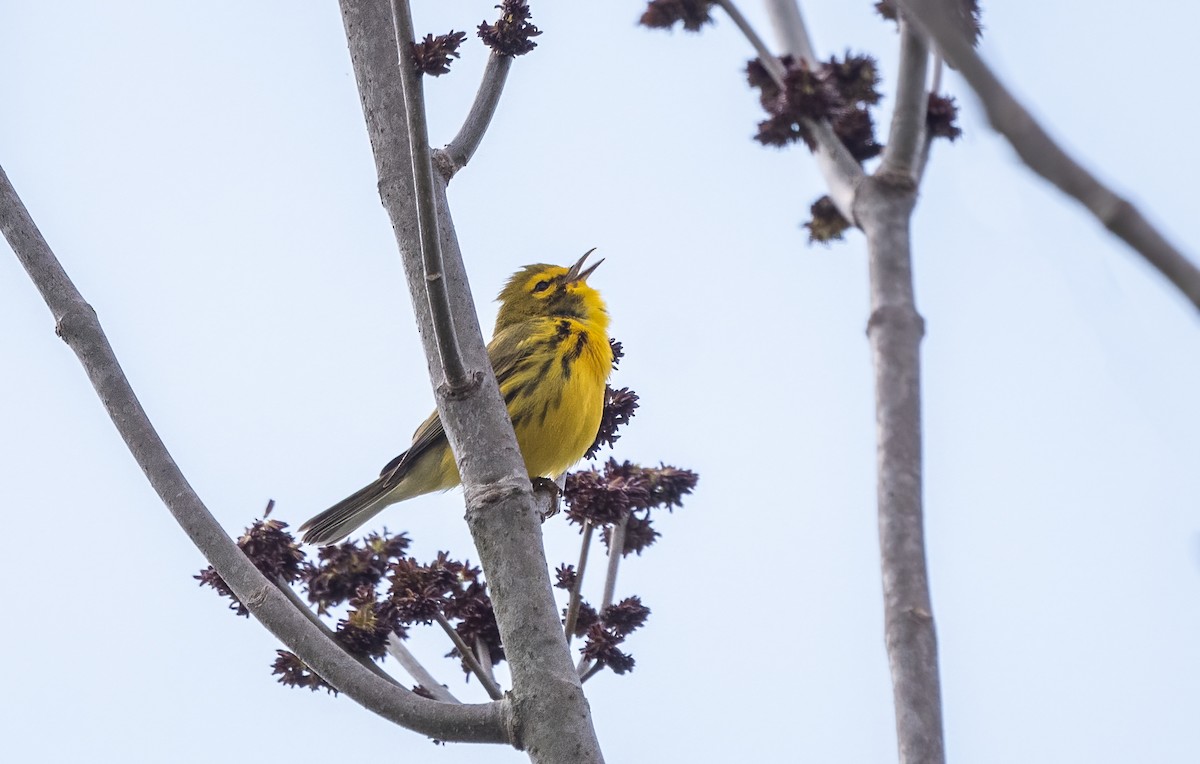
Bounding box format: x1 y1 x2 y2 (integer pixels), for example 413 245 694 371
443 53 513 176
854 175 945 764
878 19 929 180
387 634 461 703
898 0 1200 312
577 516 627 677
390 0 469 389
475 635 498 687
563 521 594 645
340 1 604 760
0 163 507 744
757 0 866 220
913 53 944 183
762 0 816 65
599 516 627 614
434 612 504 700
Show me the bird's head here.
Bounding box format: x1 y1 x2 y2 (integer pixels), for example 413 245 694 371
494 249 608 332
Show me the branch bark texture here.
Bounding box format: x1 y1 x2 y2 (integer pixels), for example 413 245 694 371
898 0 1200 312
878 19 929 180
855 175 945 764
0 164 507 744
338 2 604 761
444 52 513 175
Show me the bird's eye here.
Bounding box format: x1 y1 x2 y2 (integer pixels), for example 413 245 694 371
532 280 551 293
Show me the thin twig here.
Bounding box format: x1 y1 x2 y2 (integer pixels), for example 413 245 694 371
563 521 594 645
387 634 460 703
914 53 944 183
274 577 410 691
474 635 497 687
878 18 930 180
577 516 628 676
579 663 604 684
434 612 504 700
599 516 627 613
761 0 816 65
898 0 1200 312
443 53 513 176
715 0 785 82
0 163 506 743
753 0 866 221
389 0 470 388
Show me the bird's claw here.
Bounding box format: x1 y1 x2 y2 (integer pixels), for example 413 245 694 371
531 477 562 522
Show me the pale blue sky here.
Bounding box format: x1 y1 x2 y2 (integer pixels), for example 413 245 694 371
2 2 1198 762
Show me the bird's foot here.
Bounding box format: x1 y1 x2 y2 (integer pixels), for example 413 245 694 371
531 477 562 522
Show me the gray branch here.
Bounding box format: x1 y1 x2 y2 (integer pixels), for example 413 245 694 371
913 54 944 183
339 1 605 761
387 634 461 703
390 0 469 389
738 0 866 221
762 0 816 65
576 516 627 678
854 175 945 764
443 53 513 176
898 0 1200 312
435 612 504 701
563 521 595 646
878 19 929 180
0 164 506 744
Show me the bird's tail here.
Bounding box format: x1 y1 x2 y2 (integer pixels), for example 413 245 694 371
298 479 395 546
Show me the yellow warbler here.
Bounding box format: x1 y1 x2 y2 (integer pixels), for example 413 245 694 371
300 251 612 545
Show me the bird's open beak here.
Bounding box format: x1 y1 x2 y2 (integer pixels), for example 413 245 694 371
565 248 603 283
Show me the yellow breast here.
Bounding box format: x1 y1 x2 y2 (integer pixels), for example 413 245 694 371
503 317 613 478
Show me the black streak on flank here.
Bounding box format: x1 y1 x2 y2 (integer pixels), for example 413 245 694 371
559 329 589 381
569 331 589 361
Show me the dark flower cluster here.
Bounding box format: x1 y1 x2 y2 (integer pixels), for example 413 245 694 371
580 597 652 675
305 531 410 614
478 0 541 56
554 563 577 591
272 650 336 694
335 586 404 660
565 460 698 556
804 195 852 244
412 31 467 77
195 519 305 617
926 93 962 142
639 0 715 32
608 339 624 367
445 581 504 671
585 387 640 459
388 552 478 624
585 338 638 459
748 53 883 161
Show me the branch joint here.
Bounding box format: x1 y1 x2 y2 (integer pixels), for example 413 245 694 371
438 369 484 401
866 305 926 338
